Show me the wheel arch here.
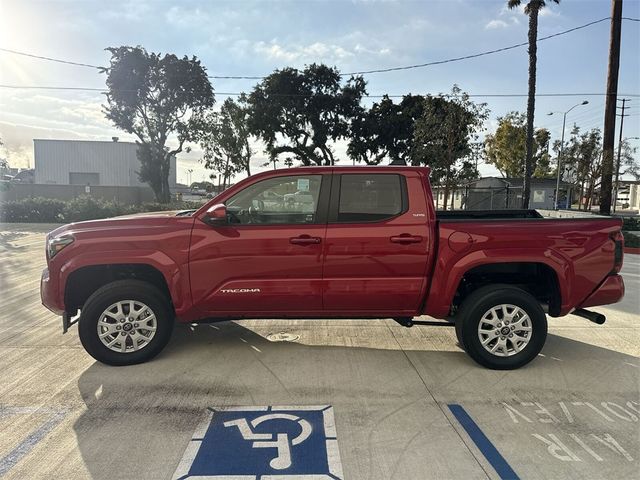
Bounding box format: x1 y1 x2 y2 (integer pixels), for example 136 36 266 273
65 263 175 314
451 261 563 316
425 248 571 318
60 250 189 314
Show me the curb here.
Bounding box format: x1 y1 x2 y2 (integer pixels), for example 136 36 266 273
624 247 640 255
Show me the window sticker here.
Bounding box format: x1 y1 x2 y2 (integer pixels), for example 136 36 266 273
297 178 310 192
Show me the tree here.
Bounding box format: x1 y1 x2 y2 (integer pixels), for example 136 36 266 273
567 133 640 210
348 94 426 165
580 130 604 210
484 112 551 178
247 64 366 166
0 137 7 171
413 86 488 209
559 127 603 210
200 95 253 190
102 46 215 202
508 0 560 208
617 139 640 180
484 112 526 178
533 128 552 177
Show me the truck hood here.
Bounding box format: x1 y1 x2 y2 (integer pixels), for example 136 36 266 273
48 210 191 238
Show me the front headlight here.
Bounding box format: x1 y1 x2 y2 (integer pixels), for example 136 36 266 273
47 234 74 259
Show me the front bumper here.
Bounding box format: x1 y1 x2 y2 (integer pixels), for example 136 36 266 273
579 274 625 309
40 267 64 315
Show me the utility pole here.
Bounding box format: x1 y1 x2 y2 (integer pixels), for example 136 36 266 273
600 0 623 215
613 98 630 213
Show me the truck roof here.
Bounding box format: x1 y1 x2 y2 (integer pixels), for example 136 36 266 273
252 165 431 176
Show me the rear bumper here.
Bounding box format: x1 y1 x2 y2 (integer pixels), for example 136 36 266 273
40 267 64 315
578 274 625 309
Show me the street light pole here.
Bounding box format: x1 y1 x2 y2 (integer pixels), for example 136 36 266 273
555 112 568 210
548 100 589 210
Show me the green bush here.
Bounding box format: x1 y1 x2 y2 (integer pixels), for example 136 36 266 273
63 196 127 222
624 231 640 248
0 197 66 223
0 196 204 223
621 216 640 232
132 201 203 213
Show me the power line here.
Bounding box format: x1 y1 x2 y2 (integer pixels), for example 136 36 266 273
344 16 613 76
0 47 102 69
1 84 638 99
1 17 638 80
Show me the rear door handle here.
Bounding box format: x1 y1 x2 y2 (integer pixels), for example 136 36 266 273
390 234 423 244
290 235 321 245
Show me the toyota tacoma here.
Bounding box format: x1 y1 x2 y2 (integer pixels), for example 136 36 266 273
41 166 625 369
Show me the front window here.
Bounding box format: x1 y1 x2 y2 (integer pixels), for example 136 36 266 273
225 175 322 224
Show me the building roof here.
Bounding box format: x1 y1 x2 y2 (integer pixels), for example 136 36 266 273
504 177 573 188
33 138 137 146
466 176 574 188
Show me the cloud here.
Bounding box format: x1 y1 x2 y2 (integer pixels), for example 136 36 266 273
485 19 510 30
165 5 209 28
0 91 130 168
254 41 356 63
253 39 393 65
100 0 152 22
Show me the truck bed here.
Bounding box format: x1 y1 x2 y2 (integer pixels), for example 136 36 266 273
435 209 543 220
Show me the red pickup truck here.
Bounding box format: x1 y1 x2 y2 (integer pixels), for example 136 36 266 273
41 166 625 369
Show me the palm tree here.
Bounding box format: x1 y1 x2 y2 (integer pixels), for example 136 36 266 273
508 0 560 208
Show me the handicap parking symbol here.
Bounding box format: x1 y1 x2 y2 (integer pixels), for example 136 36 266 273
173 405 343 479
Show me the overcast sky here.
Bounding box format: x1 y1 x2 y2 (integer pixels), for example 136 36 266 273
1 0 639 184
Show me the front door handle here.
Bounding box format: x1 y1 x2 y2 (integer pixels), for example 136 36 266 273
390 234 423 244
290 235 321 245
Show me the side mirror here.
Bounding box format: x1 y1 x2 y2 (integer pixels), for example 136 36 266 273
203 203 228 226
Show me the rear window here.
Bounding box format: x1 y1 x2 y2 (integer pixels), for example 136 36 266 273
337 174 405 222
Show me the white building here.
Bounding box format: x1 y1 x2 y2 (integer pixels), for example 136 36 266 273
616 180 640 212
34 139 177 187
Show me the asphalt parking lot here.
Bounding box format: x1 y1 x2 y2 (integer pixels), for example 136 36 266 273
0 223 638 480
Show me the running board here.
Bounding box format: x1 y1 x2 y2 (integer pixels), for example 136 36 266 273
572 308 606 325
393 317 455 328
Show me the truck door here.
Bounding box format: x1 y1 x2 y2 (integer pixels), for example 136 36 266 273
322 171 431 314
189 173 330 315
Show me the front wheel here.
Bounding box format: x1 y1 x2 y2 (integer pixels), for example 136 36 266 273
78 280 174 366
455 285 547 370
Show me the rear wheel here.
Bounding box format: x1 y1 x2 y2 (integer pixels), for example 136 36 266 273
455 285 547 369
78 280 174 366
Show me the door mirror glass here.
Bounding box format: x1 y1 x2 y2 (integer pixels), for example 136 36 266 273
203 204 228 226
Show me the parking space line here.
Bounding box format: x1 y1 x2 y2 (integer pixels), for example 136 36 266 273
448 404 519 480
0 408 68 476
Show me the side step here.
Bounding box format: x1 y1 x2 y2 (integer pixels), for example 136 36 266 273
572 308 606 325
393 317 455 328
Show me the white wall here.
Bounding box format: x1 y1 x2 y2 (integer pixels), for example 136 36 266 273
34 139 177 188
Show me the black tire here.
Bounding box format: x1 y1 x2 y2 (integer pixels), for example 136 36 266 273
78 280 174 366
454 285 547 370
